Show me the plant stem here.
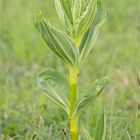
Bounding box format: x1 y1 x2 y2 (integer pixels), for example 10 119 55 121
69 67 78 140
70 116 78 140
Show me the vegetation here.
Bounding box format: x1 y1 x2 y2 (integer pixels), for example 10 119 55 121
0 0 139 139
35 0 107 139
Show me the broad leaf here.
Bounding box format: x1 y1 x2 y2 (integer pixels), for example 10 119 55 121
74 78 108 116
37 69 70 115
35 13 78 67
81 126 93 140
94 111 106 140
79 0 106 63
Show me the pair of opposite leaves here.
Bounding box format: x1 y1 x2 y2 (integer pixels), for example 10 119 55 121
35 0 106 69
36 0 107 119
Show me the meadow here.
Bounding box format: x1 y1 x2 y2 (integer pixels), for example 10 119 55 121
0 0 140 139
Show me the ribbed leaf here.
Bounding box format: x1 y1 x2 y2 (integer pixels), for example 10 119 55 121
73 0 97 41
74 78 108 116
37 69 70 115
81 126 93 140
73 0 82 21
55 0 72 34
55 0 65 26
60 0 73 25
35 13 78 67
94 112 106 140
79 0 106 63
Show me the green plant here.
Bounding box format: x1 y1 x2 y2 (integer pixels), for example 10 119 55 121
35 0 107 139
81 112 106 140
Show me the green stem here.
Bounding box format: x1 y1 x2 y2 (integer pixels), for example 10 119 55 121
70 116 78 140
69 67 78 140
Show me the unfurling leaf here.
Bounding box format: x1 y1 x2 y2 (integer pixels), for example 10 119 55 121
37 69 70 115
73 0 82 22
74 78 108 116
94 111 106 140
74 0 97 39
79 0 106 63
35 13 78 67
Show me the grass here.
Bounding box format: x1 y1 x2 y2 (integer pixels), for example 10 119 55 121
0 0 140 139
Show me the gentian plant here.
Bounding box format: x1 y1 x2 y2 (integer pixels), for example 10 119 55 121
35 0 107 139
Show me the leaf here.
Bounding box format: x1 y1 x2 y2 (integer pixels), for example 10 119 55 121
79 0 106 63
80 0 90 13
81 112 106 140
81 126 93 140
55 0 65 26
74 78 108 116
55 0 72 34
60 0 73 25
75 0 97 38
94 111 106 140
73 0 82 22
35 13 78 67
37 69 70 115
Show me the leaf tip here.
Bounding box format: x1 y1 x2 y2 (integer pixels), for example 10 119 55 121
35 11 44 30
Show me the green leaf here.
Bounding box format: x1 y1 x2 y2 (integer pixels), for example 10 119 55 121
35 13 78 67
60 0 73 25
74 0 97 38
55 0 65 26
81 126 93 140
73 0 82 22
55 0 72 34
94 112 106 140
37 69 70 115
80 0 90 13
74 78 108 116
79 0 106 63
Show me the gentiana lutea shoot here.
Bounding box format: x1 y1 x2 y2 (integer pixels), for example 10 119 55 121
35 0 107 140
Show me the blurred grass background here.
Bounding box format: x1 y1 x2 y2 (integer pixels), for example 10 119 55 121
0 0 140 139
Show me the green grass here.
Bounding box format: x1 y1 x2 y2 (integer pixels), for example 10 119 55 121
0 0 140 139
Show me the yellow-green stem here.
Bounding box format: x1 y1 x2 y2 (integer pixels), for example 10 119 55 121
70 116 78 140
69 67 78 140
